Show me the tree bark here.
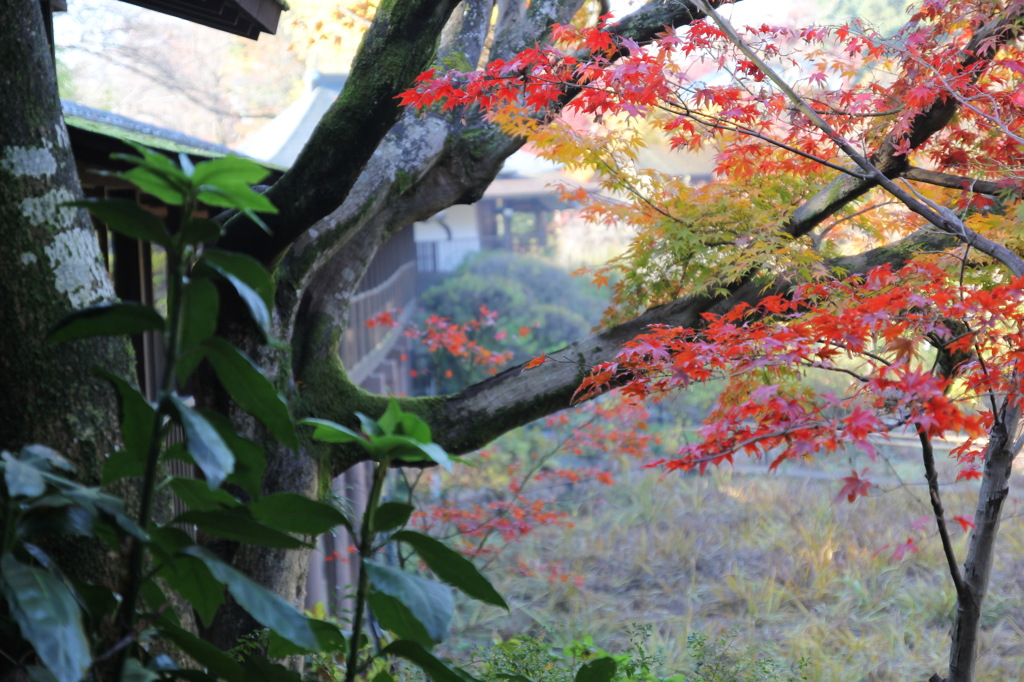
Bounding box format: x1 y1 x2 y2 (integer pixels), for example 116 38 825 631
0 0 134 585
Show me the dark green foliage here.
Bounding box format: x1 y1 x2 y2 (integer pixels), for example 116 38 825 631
0 144 520 682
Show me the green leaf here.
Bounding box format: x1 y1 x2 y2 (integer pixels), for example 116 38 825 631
0 554 90 682
158 554 225 627
119 166 187 206
192 155 271 188
157 619 245 682
3 452 45 497
574 658 617 682
197 250 274 338
180 218 223 246
201 338 297 449
5 457 52 491
48 302 164 344
123 658 160 682
373 502 414 534
175 508 304 549
267 619 346 657
355 412 383 438
378 640 465 682
181 546 320 651
241 656 301 682
165 395 234 489
168 478 240 512
196 183 277 213
17 504 94 538
398 412 432 443
249 493 351 536
367 591 435 647
300 418 365 444
378 399 403 435
371 436 452 472
199 411 266 500
95 370 155 485
178 279 219 366
64 198 171 248
66 577 119 625
365 560 453 645
19 445 74 472
391 531 507 610
148 526 195 556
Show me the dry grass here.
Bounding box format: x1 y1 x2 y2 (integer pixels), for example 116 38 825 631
440 452 1024 681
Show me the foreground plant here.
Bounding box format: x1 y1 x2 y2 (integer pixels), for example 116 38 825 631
0 147 524 682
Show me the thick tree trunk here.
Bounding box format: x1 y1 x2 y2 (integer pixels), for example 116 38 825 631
0 0 134 585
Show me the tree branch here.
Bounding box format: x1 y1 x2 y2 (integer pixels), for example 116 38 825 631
298 229 956 475
217 0 463 265
904 167 1014 197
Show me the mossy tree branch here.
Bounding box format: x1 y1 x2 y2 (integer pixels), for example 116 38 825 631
216 0 463 265
295 230 956 476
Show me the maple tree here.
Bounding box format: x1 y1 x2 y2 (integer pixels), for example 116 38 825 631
367 305 659 581
401 1 1024 680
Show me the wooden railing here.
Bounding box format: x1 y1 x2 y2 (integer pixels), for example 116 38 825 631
340 261 418 372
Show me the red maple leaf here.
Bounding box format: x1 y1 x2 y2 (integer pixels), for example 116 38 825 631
835 469 872 504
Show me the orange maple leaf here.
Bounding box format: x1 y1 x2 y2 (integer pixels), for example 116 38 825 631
523 353 548 370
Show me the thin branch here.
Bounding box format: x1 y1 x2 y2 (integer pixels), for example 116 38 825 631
693 0 1024 277
904 167 1012 197
919 429 968 599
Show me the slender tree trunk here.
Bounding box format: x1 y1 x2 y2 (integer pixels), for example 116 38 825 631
0 0 135 592
947 405 1021 682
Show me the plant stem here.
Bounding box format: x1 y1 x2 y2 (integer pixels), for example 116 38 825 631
115 206 188 680
346 459 389 682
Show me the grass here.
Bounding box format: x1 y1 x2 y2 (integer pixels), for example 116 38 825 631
432 434 1024 681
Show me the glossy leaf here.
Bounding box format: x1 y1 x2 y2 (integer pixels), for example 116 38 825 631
165 395 234 489
94 370 155 485
175 508 304 549
64 198 171 248
122 659 160 682
199 410 266 500
373 502 415 534
191 155 271 187
48 303 164 344
19 445 74 472
392 530 508 609
180 218 223 246
168 478 240 512
574 658 617 682
367 591 436 647
372 435 452 471
201 337 297 449
301 418 365 444
158 619 245 682
3 452 45 498
197 249 273 337
0 554 90 682
365 560 453 645
378 639 465 682
178 278 219 364
266 618 347 657
249 492 351 536
181 546 320 651
158 554 225 627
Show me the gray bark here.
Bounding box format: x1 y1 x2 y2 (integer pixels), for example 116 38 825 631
0 0 134 587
